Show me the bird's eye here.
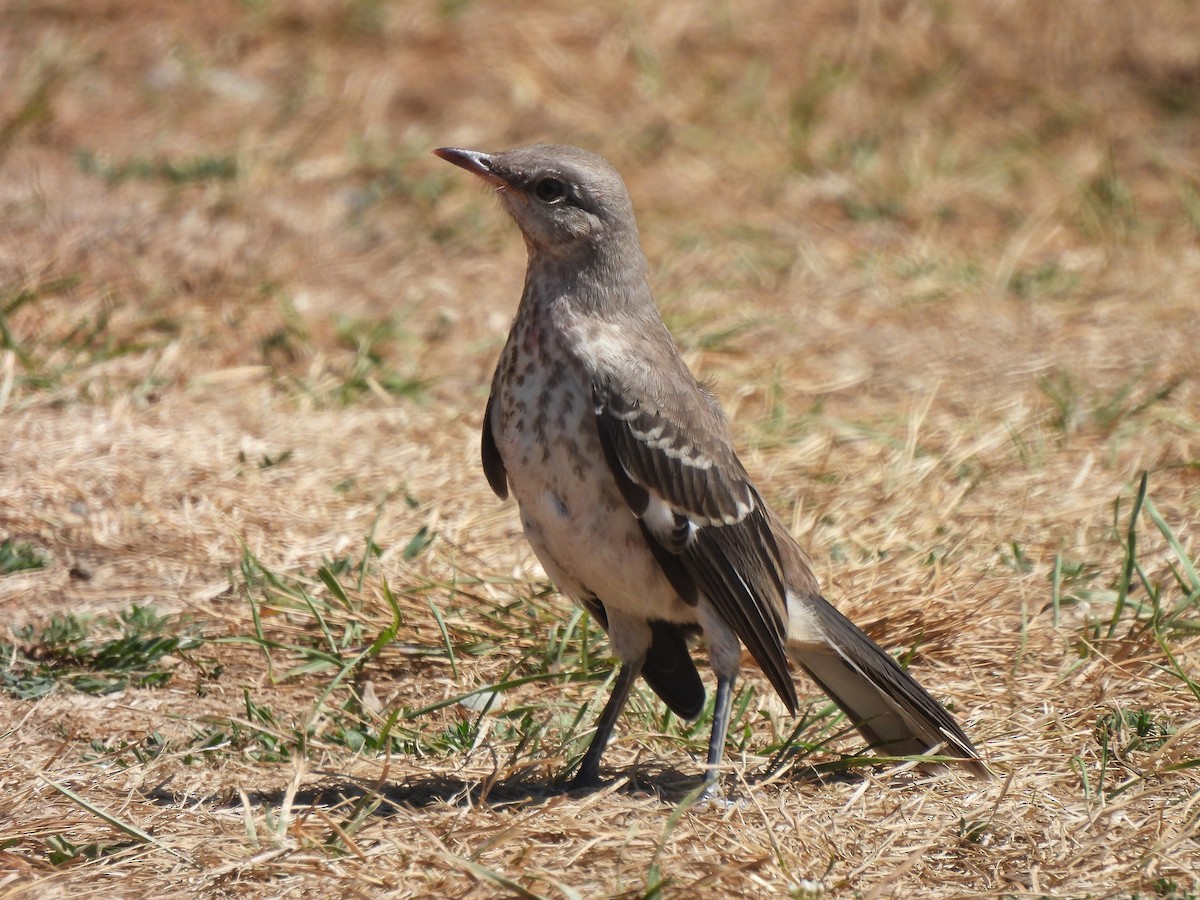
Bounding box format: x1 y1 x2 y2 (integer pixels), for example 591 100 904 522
533 177 567 204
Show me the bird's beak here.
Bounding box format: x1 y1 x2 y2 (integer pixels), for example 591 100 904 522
433 147 508 188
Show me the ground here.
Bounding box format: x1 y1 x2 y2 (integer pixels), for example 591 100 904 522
1 1 1199 897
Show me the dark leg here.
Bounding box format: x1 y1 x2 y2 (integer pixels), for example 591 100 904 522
568 660 642 789
703 673 737 790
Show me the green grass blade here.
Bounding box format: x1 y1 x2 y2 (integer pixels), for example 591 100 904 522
1143 494 1200 601
40 775 193 865
318 565 351 608
1107 471 1148 638
428 598 459 681
436 851 550 899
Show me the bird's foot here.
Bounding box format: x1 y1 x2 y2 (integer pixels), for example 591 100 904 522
558 763 607 794
697 788 746 810
697 773 723 801
688 772 749 809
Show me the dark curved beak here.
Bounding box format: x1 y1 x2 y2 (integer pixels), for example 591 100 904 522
433 147 507 188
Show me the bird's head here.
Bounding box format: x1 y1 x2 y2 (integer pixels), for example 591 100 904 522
434 144 641 261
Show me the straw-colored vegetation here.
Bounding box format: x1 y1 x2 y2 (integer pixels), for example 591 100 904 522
2 1 1198 896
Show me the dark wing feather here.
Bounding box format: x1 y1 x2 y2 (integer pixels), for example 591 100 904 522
593 379 798 713
481 391 508 499
598 387 753 524
681 508 796 709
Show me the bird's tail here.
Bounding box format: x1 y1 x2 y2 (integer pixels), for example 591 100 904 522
785 591 992 779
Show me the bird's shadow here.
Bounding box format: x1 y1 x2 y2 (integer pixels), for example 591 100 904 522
141 758 849 817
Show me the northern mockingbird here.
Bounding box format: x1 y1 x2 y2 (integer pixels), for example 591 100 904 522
435 143 988 789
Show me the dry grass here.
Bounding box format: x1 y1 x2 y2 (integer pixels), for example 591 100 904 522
2 1 1199 896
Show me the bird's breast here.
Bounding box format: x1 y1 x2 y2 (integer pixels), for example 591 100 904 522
490 308 691 624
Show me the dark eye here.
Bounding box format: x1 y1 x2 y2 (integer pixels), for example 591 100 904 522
533 177 567 204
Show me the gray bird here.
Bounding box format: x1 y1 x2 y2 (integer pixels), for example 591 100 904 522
435 143 989 789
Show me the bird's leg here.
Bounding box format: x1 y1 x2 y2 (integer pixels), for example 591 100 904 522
568 659 642 789
703 673 737 792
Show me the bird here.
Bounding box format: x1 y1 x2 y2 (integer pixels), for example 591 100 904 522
434 143 989 790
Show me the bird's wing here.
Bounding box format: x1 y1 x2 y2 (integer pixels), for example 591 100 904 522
592 377 798 712
481 391 508 499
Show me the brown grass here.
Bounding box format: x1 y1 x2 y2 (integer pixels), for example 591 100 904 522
2 1 1199 896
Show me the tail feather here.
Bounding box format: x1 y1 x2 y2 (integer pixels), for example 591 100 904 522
787 592 991 779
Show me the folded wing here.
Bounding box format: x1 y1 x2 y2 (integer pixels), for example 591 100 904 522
592 378 798 713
